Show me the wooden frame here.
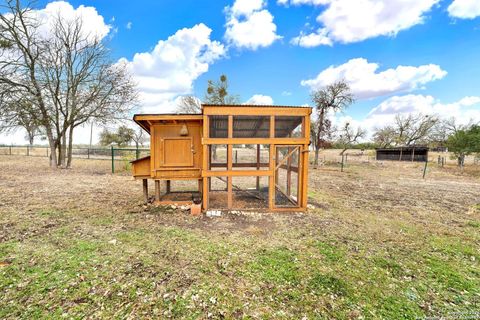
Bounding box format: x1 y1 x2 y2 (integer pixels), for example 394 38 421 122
132 105 311 212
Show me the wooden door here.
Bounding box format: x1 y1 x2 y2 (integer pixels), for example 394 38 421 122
162 137 194 167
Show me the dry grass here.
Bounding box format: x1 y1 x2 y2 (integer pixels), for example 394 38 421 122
0 155 479 319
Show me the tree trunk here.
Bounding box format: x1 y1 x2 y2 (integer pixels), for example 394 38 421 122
314 147 319 169
46 132 58 168
58 133 67 167
67 125 74 168
28 133 34 146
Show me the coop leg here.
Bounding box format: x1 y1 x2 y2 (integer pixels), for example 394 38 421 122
142 179 148 203
155 180 161 202
166 180 171 194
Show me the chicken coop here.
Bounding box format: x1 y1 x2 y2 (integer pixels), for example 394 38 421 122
131 104 312 212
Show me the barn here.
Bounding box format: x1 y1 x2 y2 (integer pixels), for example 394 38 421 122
376 146 429 162
131 104 312 212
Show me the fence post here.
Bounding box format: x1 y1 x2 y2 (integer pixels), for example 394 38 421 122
9 146 12 155
26 146 29 156
46 147 49 158
422 161 428 179
111 146 115 174
341 154 345 172
87 148 90 159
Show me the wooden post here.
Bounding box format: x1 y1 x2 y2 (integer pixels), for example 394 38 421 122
202 115 209 211
341 154 345 172
411 147 415 162
256 144 260 190
142 179 148 203
26 146 29 156
227 115 233 209
46 147 49 158
286 146 292 196
9 146 11 155
87 148 90 159
166 180 171 194
269 116 275 210
422 161 428 179
155 180 161 202
399 148 403 161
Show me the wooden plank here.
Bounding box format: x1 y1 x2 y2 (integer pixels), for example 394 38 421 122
150 125 155 177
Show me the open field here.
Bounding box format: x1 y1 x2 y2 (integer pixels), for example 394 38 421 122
1 155 479 319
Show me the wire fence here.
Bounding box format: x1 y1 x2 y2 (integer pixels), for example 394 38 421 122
0 145 150 173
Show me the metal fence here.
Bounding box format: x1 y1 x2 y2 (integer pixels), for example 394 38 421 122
0 145 150 173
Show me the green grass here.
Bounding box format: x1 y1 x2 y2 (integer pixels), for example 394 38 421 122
1 159 480 318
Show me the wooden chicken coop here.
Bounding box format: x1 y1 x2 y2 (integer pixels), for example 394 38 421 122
131 104 312 212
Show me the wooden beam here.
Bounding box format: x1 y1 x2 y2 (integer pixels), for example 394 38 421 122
275 146 299 170
155 180 161 202
166 180 171 193
203 106 312 116
134 114 203 121
203 137 308 145
256 144 260 190
227 116 233 209
287 147 292 196
202 115 209 210
142 179 148 203
203 170 272 177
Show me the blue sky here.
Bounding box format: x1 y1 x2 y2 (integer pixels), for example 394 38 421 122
2 0 480 144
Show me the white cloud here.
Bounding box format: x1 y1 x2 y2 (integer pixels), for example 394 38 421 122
286 0 439 47
35 1 111 41
281 91 292 96
126 21 132 30
301 58 447 99
245 94 274 105
291 28 332 47
225 0 281 50
119 24 225 114
358 94 480 135
448 0 480 19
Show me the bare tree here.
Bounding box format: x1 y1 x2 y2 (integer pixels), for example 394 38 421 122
310 80 355 168
372 126 396 148
310 117 333 161
392 113 438 146
336 122 366 155
0 1 138 168
0 0 59 167
132 127 147 148
176 95 202 114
